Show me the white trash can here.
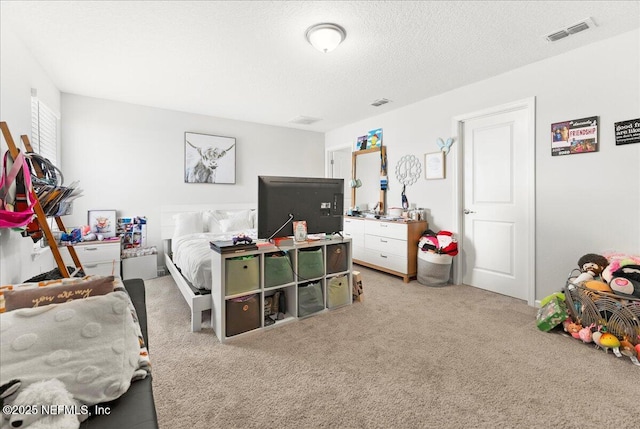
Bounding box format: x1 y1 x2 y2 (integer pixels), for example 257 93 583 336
417 251 452 286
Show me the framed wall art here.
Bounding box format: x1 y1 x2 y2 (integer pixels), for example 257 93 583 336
88 209 116 237
425 152 445 179
184 132 236 184
551 116 598 156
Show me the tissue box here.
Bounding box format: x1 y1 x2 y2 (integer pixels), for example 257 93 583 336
536 296 568 331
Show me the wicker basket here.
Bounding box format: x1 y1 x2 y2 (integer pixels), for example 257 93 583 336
563 278 640 346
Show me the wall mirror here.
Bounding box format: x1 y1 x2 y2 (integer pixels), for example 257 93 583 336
351 146 387 213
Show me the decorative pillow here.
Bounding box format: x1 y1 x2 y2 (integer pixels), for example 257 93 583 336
219 210 253 232
172 211 204 238
3 276 115 312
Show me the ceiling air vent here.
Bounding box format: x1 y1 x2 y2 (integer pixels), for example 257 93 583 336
546 30 569 42
567 22 589 34
546 17 596 42
289 116 322 125
371 98 391 107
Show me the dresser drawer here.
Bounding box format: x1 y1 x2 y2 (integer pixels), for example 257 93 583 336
66 242 120 264
364 234 406 256
367 251 407 274
77 244 120 263
365 221 407 239
82 261 120 277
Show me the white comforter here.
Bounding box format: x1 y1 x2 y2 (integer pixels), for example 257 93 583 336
172 229 257 290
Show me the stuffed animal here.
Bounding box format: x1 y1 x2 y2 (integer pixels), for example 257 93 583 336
608 264 640 298
601 253 640 284
571 253 608 284
7 379 83 429
1 379 21 428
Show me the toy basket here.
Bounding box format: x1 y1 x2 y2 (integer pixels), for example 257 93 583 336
563 277 640 346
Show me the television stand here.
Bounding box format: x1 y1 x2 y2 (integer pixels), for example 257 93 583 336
210 237 353 343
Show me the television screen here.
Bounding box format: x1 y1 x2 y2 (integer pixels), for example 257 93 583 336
258 176 344 240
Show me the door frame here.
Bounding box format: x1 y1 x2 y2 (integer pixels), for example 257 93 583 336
325 143 352 178
451 97 536 306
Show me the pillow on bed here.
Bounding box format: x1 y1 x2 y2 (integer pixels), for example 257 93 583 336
173 211 204 237
203 210 228 234
219 210 253 232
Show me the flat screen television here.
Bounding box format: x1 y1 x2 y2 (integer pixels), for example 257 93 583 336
258 175 344 240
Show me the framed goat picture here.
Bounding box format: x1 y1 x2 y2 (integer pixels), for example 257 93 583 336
184 132 236 184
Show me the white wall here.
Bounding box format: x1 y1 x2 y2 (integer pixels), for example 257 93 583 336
60 94 325 268
0 24 59 284
326 29 640 301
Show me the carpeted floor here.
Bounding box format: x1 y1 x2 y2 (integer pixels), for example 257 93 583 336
145 267 640 429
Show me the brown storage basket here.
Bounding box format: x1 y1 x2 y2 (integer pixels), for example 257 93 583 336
564 280 640 346
326 243 348 274
226 294 261 337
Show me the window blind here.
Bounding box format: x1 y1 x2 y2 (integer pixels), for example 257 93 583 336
30 96 59 166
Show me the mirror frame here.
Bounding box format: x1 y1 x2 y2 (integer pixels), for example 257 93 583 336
351 146 387 213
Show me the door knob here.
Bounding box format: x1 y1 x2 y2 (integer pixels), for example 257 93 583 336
463 209 476 214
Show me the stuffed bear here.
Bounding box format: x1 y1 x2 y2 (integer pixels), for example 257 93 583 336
6 379 84 429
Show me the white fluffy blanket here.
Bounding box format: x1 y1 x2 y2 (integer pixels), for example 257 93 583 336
0 291 140 406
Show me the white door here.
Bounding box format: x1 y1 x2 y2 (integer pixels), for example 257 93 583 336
460 104 533 301
328 146 352 210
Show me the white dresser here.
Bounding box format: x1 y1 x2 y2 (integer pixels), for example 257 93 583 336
343 216 427 282
62 239 121 277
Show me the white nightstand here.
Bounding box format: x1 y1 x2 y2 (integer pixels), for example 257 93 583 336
62 239 121 277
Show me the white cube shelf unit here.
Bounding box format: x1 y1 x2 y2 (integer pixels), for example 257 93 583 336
210 237 353 343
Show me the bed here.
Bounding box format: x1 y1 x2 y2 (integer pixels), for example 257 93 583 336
160 204 257 331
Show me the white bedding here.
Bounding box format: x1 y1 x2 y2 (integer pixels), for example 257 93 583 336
172 229 257 290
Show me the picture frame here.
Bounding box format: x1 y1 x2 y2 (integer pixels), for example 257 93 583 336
425 152 445 179
88 209 117 237
184 132 236 184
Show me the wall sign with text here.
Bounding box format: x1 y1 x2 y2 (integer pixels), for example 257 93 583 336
551 116 598 156
615 118 640 146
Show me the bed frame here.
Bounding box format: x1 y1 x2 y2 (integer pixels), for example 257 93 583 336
160 203 255 332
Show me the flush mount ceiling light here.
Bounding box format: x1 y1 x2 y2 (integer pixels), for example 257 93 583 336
305 23 346 53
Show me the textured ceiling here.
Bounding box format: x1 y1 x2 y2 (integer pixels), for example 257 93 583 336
2 1 639 132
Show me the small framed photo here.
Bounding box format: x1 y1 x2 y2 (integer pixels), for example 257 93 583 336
88 210 117 237
293 220 308 242
425 152 445 179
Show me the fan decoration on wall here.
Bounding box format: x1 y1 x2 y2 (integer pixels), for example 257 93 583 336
394 155 422 209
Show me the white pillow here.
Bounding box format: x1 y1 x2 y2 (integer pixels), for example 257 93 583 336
203 210 228 234
219 210 253 233
172 212 204 238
